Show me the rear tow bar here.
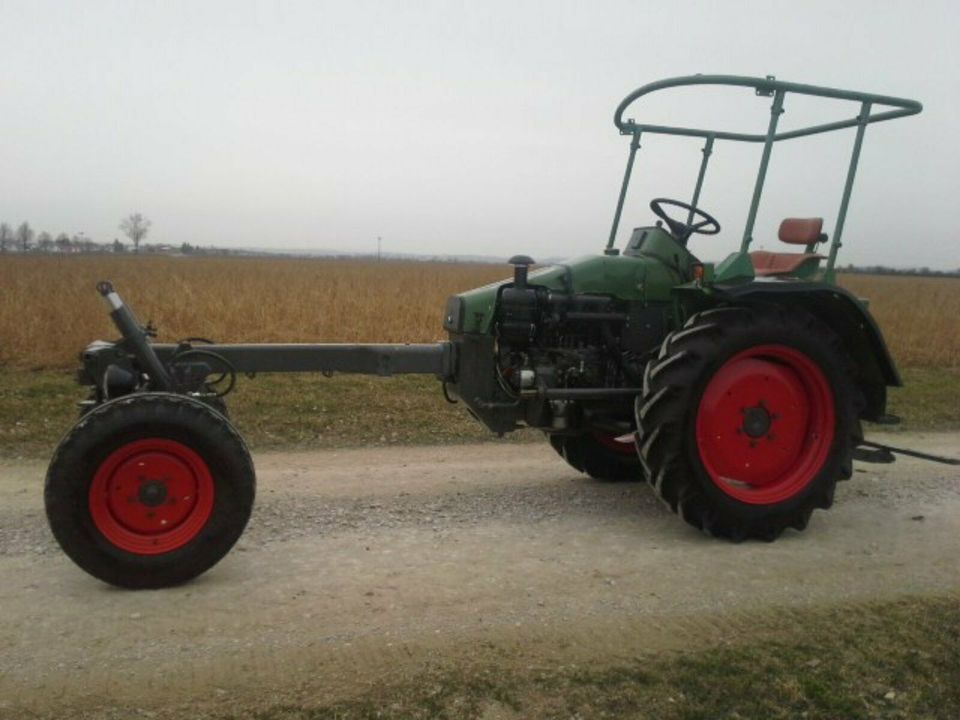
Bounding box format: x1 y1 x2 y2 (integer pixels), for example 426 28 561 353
854 439 960 466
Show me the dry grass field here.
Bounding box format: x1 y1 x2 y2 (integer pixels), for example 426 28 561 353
0 255 507 370
0 254 957 370
840 274 960 368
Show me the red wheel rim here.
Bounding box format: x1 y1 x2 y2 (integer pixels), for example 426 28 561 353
695 344 834 505
89 439 215 555
592 432 637 456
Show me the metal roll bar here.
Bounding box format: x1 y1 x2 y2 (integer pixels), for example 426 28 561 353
613 74 922 141
606 74 923 279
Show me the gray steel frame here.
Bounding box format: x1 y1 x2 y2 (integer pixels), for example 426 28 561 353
96 283 452 391
152 342 453 377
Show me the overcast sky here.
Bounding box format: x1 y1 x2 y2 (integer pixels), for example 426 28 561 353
2 0 957 268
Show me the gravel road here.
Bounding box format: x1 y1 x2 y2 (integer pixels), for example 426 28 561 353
1 434 958 717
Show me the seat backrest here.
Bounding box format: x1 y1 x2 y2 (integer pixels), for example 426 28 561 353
779 217 825 246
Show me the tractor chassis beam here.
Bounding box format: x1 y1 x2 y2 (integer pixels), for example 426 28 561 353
92 281 454 384
153 342 455 378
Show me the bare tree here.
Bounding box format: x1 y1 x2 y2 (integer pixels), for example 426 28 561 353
55 233 71 253
37 231 54 252
16 222 34 253
0 222 12 253
120 213 151 253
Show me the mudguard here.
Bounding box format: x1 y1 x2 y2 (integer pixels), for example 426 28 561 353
710 281 900 421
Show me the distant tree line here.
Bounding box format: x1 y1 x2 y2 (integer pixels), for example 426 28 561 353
0 214 157 254
0 213 235 257
2 222 957 274
0 220 101 254
840 264 960 279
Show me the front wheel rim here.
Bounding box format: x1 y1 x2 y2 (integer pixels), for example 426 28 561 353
695 344 835 505
89 438 215 554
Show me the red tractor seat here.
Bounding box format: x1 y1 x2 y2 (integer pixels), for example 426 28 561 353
750 217 827 277
750 250 825 276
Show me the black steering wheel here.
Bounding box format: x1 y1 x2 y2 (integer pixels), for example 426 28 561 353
649 198 721 245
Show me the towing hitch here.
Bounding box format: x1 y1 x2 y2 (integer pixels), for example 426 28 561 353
854 439 960 466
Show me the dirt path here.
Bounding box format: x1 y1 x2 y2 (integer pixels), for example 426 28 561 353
1 434 959 717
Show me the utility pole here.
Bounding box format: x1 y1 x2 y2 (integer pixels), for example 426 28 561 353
377 236 382 262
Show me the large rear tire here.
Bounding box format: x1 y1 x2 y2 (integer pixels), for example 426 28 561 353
635 305 858 541
46 393 255 588
548 431 641 481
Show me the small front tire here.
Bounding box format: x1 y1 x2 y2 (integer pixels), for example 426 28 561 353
46 393 255 588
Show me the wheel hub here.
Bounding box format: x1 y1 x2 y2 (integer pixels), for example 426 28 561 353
742 405 772 438
137 478 169 507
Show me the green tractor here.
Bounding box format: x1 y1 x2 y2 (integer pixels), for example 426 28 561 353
47 75 946 589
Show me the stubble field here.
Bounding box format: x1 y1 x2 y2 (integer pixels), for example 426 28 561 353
0 254 958 370
0 255 508 370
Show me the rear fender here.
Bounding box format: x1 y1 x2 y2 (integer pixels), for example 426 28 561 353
709 282 899 421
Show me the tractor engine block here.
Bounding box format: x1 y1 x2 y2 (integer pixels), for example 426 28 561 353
494 286 642 400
